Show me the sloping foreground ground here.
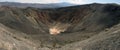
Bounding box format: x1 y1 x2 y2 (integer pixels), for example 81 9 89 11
0 23 37 50
56 23 120 50
0 22 120 50
0 3 120 50
0 23 52 50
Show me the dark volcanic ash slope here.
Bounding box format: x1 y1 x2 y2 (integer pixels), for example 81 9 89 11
0 3 120 50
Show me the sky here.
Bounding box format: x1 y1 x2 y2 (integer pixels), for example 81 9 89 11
0 0 120 4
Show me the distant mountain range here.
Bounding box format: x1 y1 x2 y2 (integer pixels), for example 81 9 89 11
0 2 76 8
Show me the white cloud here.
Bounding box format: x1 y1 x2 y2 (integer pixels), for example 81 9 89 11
0 0 85 4
13 0 59 3
64 0 85 4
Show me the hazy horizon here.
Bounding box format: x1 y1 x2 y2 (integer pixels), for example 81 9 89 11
0 0 119 5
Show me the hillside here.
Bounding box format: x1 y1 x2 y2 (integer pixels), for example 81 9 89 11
0 3 120 50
